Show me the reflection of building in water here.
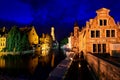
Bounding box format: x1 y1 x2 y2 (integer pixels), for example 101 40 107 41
0 57 5 68
39 55 50 66
51 54 55 67
28 57 38 74
68 8 120 57
0 55 38 74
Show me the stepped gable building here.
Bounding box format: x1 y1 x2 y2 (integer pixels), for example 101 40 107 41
70 8 120 56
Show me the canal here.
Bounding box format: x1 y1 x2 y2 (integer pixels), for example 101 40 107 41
0 49 65 80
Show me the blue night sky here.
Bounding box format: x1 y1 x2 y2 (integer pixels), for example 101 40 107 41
0 0 120 40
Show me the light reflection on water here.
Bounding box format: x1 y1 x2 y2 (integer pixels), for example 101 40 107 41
0 51 56 77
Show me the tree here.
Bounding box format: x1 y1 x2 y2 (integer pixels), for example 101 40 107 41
60 37 68 47
5 26 30 53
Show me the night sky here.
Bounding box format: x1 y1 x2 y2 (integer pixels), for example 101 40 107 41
0 0 120 40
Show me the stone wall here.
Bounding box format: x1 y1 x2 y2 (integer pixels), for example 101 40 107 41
86 53 120 80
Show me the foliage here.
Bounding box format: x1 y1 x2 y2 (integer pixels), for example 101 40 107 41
5 26 30 52
60 37 68 47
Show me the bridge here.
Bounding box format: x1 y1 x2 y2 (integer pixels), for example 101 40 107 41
47 52 120 80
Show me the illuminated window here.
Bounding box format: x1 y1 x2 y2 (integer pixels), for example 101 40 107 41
106 30 110 37
96 30 100 37
91 31 95 38
99 20 103 26
111 30 115 37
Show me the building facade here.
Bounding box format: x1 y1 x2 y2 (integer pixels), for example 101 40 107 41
0 27 7 51
28 26 39 46
70 22 80 53
20 26 39 47
0 36 6 51
69 8 120 56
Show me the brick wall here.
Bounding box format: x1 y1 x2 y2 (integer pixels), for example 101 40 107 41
86 53 120 80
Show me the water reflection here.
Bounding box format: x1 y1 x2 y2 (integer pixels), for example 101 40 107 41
0 50 58 79
0 54 38 75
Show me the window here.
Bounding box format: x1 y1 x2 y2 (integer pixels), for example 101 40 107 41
93 44 97 52
91 30 100 38
98 44 101 53
99 19 107 26
103 44 106 53
96 30 100 37
106 30 110 37
106 30 115 37
99 20 103 26
91 31 95 38
104 20 107 26
111 30 115 37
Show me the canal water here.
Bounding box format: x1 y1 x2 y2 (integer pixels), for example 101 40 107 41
0 49 65 80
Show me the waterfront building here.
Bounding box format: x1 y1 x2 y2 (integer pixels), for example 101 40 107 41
69 23 80 53
0 27 7 51
69 8 120 56
40 33 53 56
20 26 39 47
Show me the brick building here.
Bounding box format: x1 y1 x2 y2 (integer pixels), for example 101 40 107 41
69 8 120 56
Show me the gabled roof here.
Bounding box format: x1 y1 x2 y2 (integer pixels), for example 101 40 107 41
19 27 32 33
0 27 8 36
96 8 110 14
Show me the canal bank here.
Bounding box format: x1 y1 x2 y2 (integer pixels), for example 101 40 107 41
48 52 95 80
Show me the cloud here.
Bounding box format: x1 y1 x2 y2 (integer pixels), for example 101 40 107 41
0 0 120 39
